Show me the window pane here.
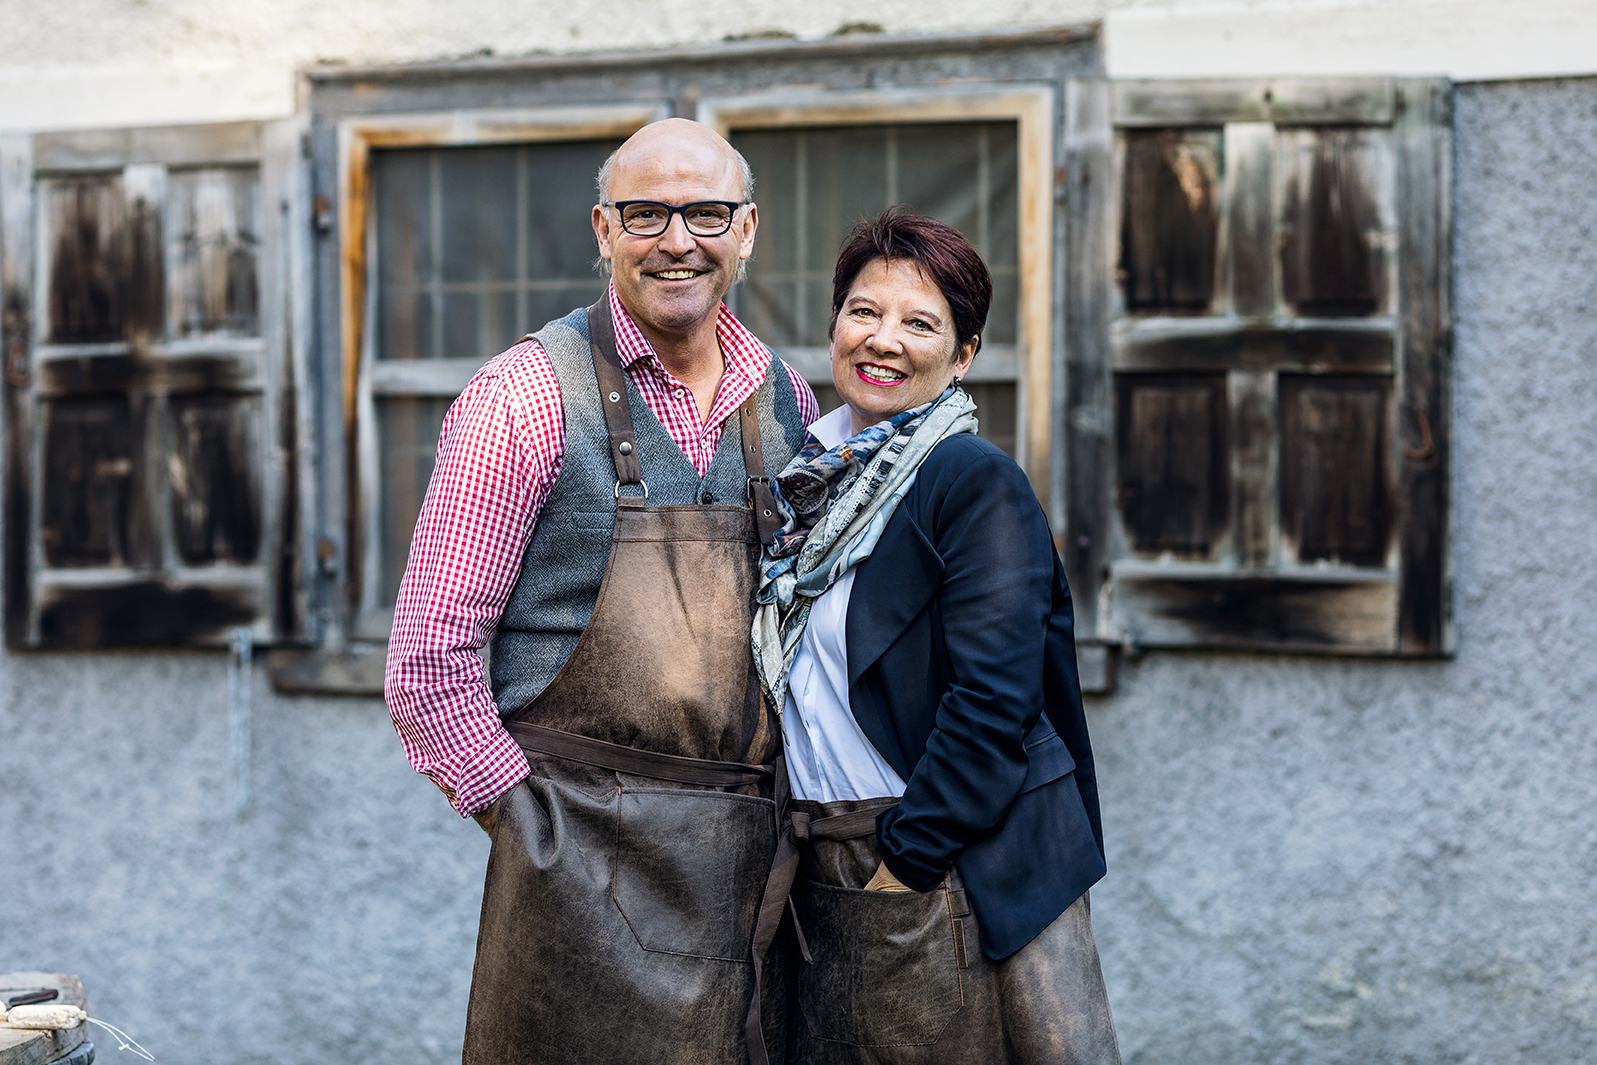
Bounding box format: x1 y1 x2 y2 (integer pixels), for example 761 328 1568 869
378 396 452 607
1115 373 1229 558
1277 129 1392 318
169 167 261 338
733 121 1020 349
170 395 261 564
373 138 621 363
1118 129 1222 314
42 398 134 566
43 175 128 343
1279 376 1390 567
372 137 622 610
733 120 1022 454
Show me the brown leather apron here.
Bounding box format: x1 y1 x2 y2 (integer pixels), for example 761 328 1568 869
785 797 1122 1065
462 302 788 1065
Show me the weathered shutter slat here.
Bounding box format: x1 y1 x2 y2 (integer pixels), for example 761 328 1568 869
1394 81 1454 655
1 132 35 645
1230 369 1277 569
1062 79 1114 674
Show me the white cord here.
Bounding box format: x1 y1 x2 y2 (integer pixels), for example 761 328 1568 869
85 1017 155 1061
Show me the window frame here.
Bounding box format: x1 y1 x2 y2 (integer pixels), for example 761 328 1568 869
337 103 668 638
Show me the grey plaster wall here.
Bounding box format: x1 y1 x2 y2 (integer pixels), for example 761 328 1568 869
3 75 1596 1065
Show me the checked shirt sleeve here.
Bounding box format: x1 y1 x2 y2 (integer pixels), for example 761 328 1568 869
785 363 821 427
385 340 563 818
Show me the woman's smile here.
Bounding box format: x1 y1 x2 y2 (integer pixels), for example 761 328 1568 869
856 362 907 385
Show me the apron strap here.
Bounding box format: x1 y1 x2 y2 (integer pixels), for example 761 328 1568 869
746 755 794 1065
739 399 783 545
586 298 646 495
505 719 773 788
791 797 901 842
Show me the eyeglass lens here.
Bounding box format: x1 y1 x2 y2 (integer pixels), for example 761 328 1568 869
619 202 735 237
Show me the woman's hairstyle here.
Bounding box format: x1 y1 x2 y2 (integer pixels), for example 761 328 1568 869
830 208 993 355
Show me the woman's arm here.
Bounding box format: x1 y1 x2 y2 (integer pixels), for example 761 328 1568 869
874 440 1057 890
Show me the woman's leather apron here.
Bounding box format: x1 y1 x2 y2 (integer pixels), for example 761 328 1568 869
463 302 789 1065
785 797 1121 1065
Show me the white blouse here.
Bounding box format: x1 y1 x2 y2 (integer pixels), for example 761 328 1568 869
780 405 909 803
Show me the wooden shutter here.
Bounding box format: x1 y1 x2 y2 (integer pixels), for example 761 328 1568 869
0 121 303 648
1063 79 1452 657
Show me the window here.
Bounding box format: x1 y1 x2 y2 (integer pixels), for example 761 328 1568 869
1 121 301 647
730 120 1022 455
286 28 1099 685
337 106 662 636
1062 78 1453 661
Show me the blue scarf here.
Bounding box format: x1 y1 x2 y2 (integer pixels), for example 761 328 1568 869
751 386 978 711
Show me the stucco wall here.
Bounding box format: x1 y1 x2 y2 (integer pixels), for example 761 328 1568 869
2 0 1594 129
3 75 1595 1065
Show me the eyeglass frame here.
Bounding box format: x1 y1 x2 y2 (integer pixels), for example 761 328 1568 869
600 199 751 238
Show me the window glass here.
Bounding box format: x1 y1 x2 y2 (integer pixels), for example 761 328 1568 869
374 140 619 364
733 121 1021 452
370 138 622 608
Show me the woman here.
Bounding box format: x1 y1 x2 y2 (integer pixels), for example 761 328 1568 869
753 210 1120 1063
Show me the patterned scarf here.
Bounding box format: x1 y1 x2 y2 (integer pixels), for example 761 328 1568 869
751 386 978 712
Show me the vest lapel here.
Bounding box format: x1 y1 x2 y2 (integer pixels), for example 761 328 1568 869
845 509 944 692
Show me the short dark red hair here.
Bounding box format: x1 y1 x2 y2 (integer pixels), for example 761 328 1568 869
830 207 992 354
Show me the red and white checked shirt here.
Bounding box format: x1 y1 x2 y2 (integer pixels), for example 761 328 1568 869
386 284 819 817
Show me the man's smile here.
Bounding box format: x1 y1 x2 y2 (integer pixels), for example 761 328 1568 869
647 267 706 281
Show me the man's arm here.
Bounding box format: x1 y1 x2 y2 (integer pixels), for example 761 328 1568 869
385 340 565 818
783 363 822 426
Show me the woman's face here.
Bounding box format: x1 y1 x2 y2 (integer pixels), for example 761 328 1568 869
830 257 977 435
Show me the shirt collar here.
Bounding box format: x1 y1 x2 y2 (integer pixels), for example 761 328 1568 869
809 403 855 449
606 282 771 386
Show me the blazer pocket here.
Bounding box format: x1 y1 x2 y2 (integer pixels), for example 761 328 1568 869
1019 732 1076 794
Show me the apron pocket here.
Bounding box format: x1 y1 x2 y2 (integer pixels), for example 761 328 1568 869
795 881 965 1047
612 787 775 962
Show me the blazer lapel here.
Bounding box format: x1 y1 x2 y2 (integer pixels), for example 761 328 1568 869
845 510 944 691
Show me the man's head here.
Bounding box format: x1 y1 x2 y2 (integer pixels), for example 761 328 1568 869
591 119 758 344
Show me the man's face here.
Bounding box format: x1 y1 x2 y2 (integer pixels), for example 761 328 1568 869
592 130 758 343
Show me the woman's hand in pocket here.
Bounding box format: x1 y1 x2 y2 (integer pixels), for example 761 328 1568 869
864 860 914 893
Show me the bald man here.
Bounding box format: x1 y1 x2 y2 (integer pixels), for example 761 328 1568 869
386 119 817 1064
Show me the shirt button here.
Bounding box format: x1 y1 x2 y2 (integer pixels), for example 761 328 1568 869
674 388 685 398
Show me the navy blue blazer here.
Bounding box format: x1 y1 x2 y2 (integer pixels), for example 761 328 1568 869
847 433 1107 960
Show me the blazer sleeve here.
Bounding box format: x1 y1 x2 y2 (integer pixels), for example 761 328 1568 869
875 441 1058 891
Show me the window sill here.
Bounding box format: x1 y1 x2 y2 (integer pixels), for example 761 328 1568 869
268 645 387 696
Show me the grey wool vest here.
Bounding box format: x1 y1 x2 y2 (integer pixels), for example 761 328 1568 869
489 304 810 714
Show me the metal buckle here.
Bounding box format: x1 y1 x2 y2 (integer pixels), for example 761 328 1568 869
614 479 649 500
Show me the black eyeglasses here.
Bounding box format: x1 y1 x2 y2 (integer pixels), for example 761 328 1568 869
602 200 747 238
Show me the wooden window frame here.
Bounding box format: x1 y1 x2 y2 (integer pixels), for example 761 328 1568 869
698 86 1057 501
1062 77 1453 671
337 104 668 638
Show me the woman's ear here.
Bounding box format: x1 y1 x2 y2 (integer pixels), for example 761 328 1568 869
953 337 978 380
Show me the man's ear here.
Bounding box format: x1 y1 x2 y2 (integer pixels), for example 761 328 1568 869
592 204 615 263
737 202 759 262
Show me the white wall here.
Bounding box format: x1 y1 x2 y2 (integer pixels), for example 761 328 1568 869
1 0 1593 131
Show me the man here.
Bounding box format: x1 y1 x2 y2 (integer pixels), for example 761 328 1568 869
385 119 816 1065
